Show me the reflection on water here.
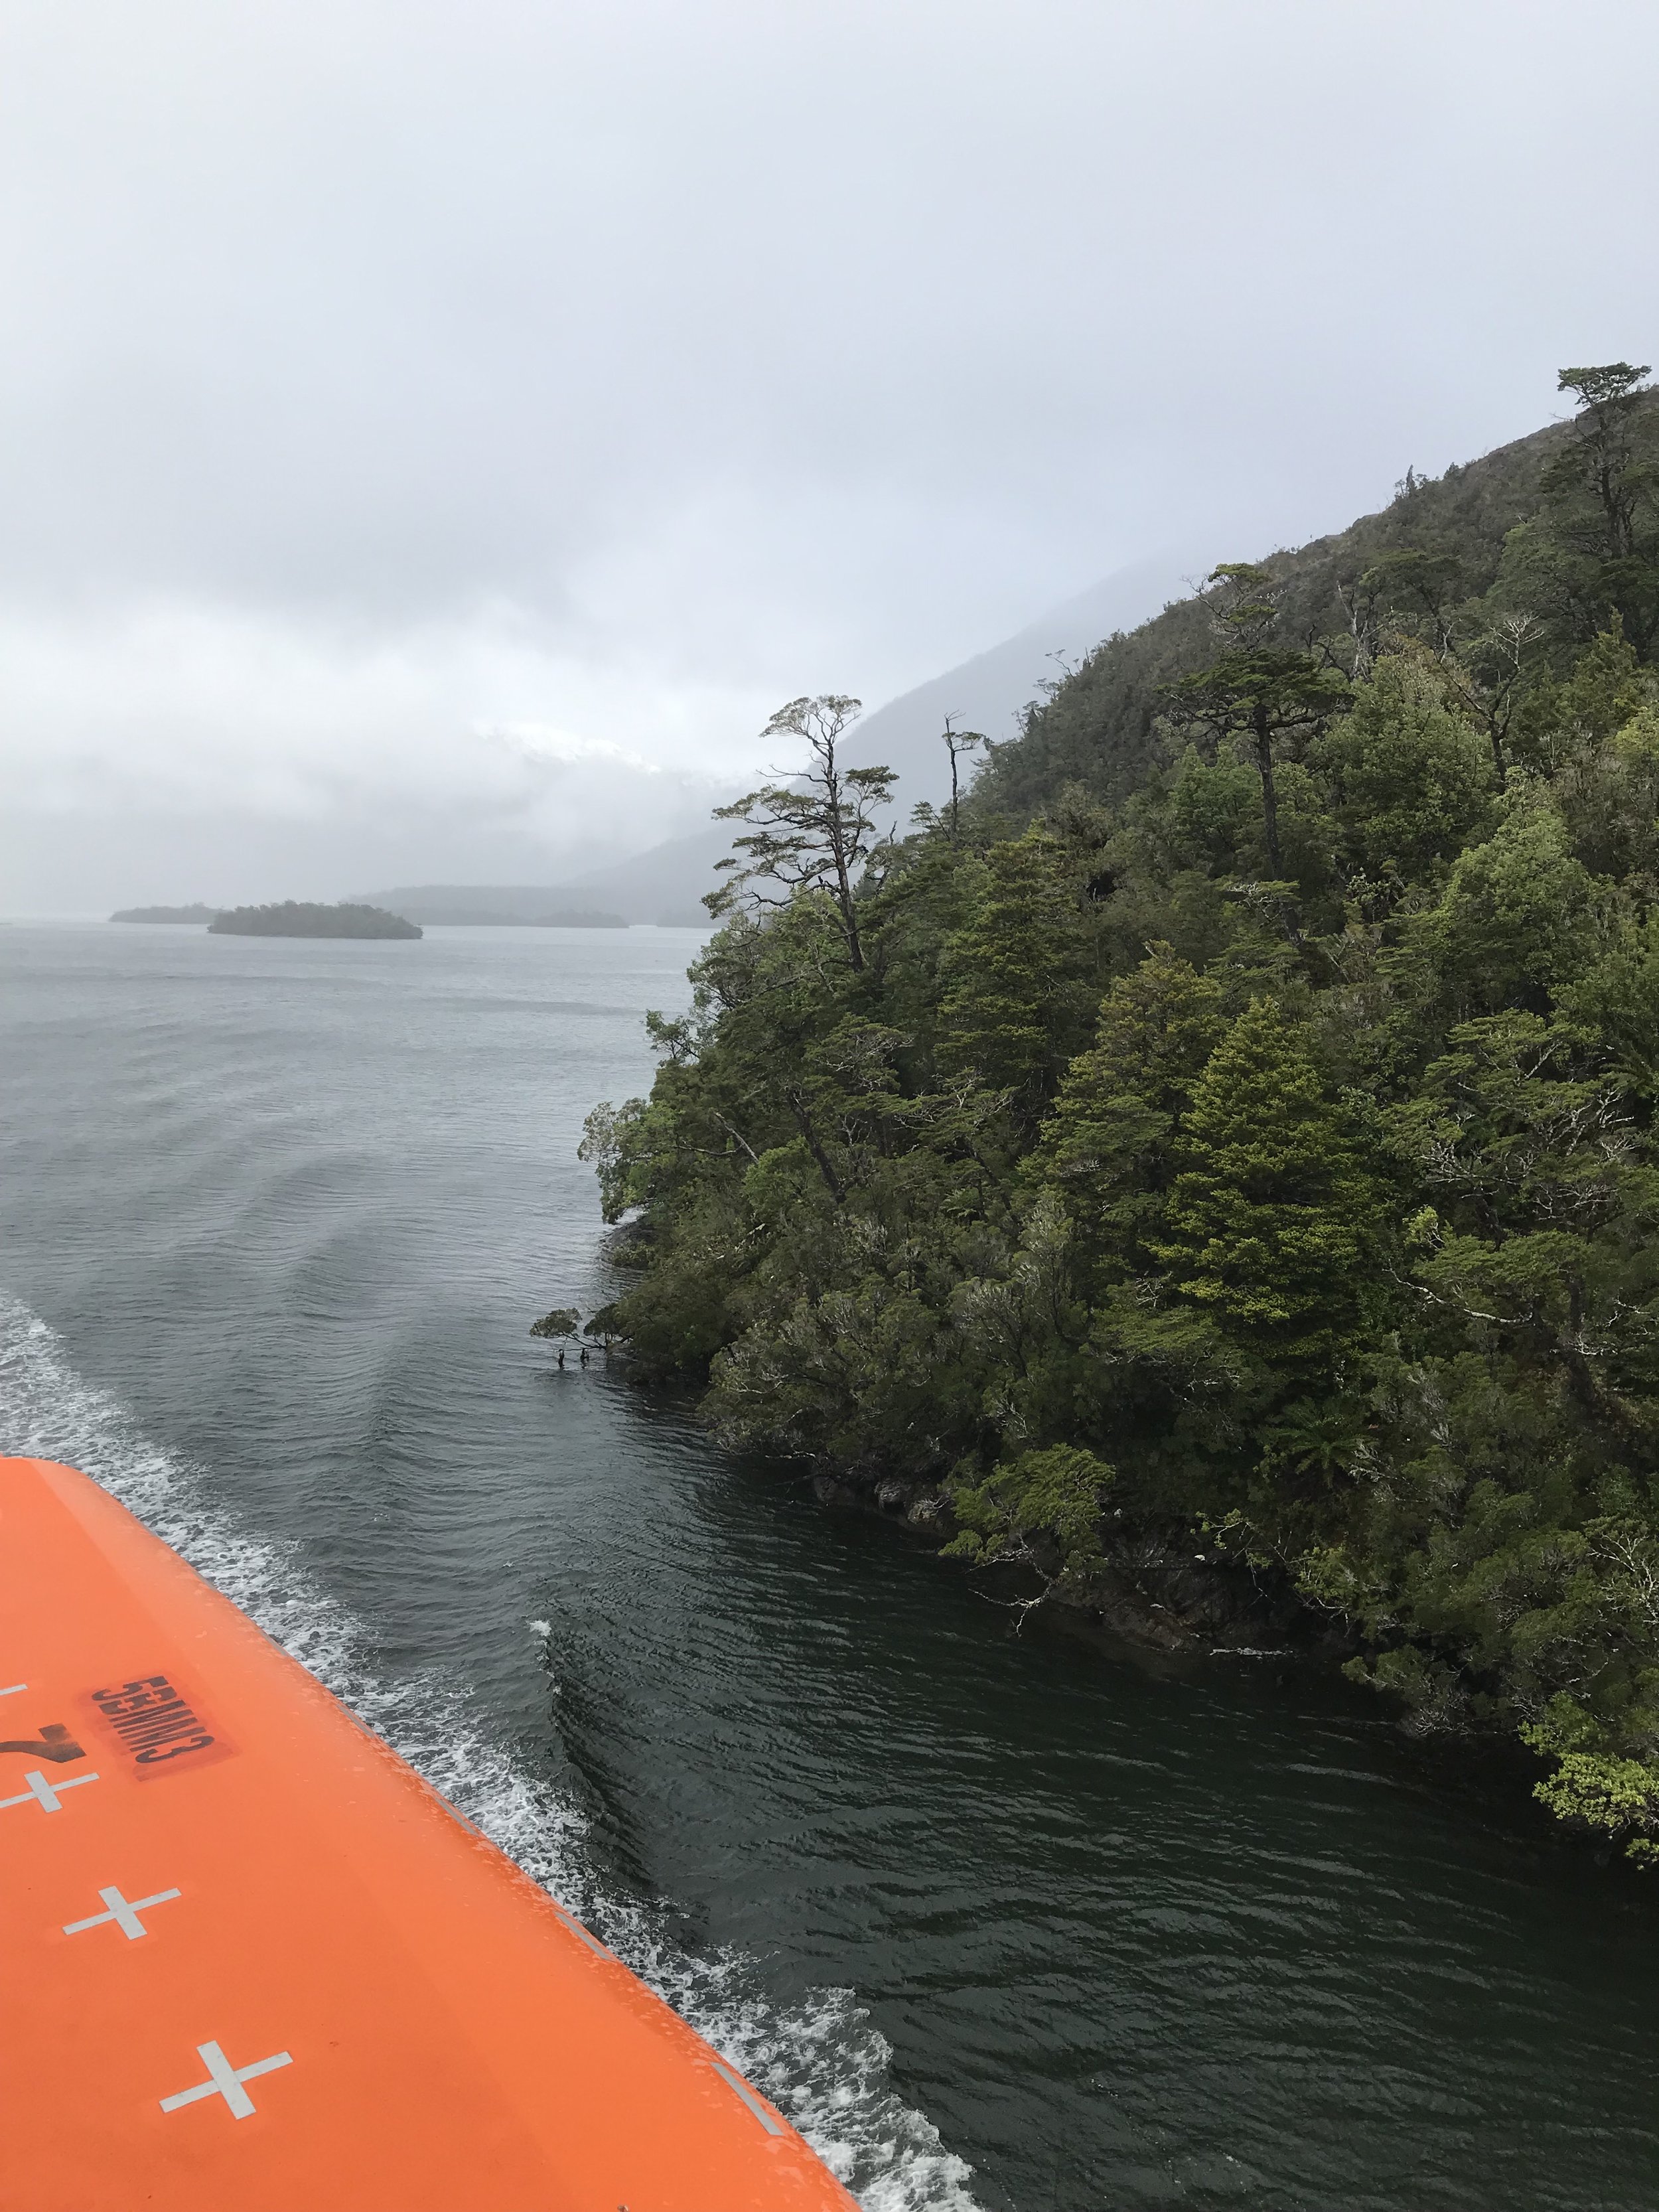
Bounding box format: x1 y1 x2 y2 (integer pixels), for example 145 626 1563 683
2 921 1657 2211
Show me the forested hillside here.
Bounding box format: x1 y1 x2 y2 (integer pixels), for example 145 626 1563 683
580 366 1659 1860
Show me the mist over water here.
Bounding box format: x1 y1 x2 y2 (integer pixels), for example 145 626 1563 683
3 921 1658 2211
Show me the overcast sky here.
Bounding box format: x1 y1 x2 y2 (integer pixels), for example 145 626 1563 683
2 0 1654 906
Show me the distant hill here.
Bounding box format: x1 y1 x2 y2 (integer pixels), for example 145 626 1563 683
841 554 1201 808
110 903 217 924
348 885 626 927
210 901 422 940
553 827 736 926
356 846 731 930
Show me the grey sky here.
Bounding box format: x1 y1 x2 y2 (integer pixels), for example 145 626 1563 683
2 0 1654 905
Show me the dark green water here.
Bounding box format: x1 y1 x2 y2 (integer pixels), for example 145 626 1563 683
1 919 1655 2211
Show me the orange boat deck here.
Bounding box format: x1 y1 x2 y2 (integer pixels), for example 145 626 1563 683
0 1454 859 2211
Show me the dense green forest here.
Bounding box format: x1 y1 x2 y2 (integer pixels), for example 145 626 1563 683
581 365 1659 1860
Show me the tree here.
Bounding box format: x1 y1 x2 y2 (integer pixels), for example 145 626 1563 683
1549 365 1655 567
1157 998 1383 1388
579 1098 648 1221
908 720 987 846
1388 1010 1659 1433
936 830 1098 1128
707 696 895 970
941 717 985 844
1314 649 1494 882
1523 363 1659 657
1360 548 1465 657
944 1445 1115 1623
1443 609 1545 788
530 1306 582 1347
1427 785 1597 1015
1164 563 1351 889
1556 619 1645 747
1333 565 1388 682
1023 944 1224 1299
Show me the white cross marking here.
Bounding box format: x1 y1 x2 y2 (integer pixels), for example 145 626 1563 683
0 1767 99 1814
64 1883 182 1941
159 2041 293 2121
0 1682 26 1697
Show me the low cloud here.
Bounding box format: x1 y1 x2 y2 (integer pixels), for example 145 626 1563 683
3 1 1656 908
0 595 757 909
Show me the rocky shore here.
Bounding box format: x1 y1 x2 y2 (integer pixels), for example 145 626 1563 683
807 1465 1312 1660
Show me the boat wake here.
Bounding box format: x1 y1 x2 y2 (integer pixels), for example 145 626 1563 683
0 1296 980 2212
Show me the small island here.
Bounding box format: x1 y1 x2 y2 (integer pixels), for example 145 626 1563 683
110 903 218 924
208 901 422 940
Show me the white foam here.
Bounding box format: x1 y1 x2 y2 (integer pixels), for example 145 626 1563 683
0 1296 979 2212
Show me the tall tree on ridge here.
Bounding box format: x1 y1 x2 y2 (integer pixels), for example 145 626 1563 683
942 717 985 845
1540 363 1659 656
707 696 895 972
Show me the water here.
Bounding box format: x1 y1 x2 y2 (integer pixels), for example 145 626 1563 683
1 920 1656 2212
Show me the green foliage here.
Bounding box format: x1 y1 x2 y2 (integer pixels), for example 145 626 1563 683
1315 650 1494 880
1537 1759 1659 1860
530 1307 581 1342
1022 945 1224 1303
1163 563 1353 889
579 1099 648 1222
1533 364 1659 656
936 828 1101 1129
579 368 1659 1861
944 1445 1115 1583
1158 999 1384 1386
1427 784 1599 1012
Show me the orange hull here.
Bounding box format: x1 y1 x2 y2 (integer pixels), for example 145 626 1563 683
0 1455 857 2211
